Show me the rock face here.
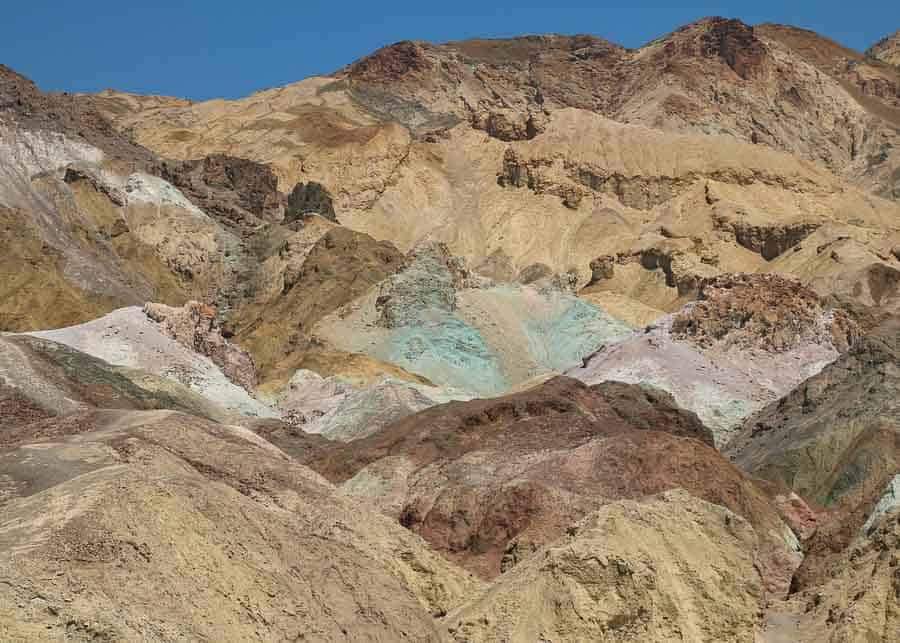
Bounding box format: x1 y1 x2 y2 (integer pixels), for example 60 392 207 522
159 154 285 226
348 40 434 82
868 29 900 66
374 242 467 329
764 510 900 643
0 65 155 163
0 144 230 331
446 490 764 643
863 475 900 534
472 109 548 141
723 313 900 598
234 226 404 383
670 273 857 353
20 308 273 419
144 300 257 393
317 242 632 397
569 273 854 446
0 333 234 425
285 181 337 222
0 64 254 333
754 23 900 200
727 315 898 509
0 63 383 371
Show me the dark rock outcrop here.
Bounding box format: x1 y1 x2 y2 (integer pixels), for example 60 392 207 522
588 255 616 285
159 154 285 226
715 218 820 260
686 17 770 80
285 181 337 222
347 40 434 81
472 109 547 141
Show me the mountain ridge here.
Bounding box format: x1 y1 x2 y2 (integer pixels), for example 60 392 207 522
2 14 900 642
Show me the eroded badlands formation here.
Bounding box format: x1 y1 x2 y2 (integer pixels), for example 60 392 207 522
2 16 900 642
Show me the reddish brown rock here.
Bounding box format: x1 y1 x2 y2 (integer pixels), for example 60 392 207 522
671 273 858 352
0 383 53 435
348 40 434 82
663 17 770 81
307 377 798 595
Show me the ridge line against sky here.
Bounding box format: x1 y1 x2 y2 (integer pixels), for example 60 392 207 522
2 0 898 101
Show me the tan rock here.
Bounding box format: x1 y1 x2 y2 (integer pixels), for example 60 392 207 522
0 408 480 640
446 490 764 642
867 29 900 67
763 510 900 643
144 300 257 393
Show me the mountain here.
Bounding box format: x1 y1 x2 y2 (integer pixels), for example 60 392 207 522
2 15 900 642
868 29 900 66
92 18 900 200
84 19 900 333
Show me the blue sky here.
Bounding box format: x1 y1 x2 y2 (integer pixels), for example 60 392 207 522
3 1 898 100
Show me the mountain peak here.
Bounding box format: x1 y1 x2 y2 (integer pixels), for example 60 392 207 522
345 40 434 81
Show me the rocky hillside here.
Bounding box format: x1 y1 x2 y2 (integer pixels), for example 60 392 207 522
446 490 765 642
2 14 900 642
93 18 900 202
80 21 900 334
868 29 900 66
